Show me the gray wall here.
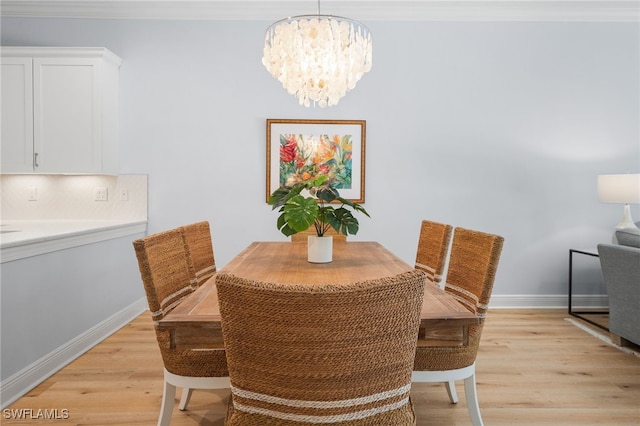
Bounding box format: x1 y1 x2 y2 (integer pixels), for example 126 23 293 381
2 17 639 299
0 233 145 382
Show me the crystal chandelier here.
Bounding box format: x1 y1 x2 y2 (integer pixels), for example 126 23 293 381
261 7 372 108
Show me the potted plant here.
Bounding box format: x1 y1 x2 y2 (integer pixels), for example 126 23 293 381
268 175 370 262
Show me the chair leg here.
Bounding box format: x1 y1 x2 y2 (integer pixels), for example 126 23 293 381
463 373 484 426
158 380 177 426
445 380 459 403
179 388 193 410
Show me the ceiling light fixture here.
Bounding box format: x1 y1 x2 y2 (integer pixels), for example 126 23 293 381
261 1 372 108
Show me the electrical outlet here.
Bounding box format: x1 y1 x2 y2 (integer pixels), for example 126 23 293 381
95 187 108 201
27 187 38 201
119 188 129 201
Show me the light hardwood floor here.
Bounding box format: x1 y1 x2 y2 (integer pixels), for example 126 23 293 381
3 310 639 425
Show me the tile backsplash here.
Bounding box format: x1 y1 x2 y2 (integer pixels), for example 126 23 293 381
0 174 147 221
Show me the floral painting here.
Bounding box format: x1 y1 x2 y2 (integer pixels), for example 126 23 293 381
267 119 365 203
279 133 353 189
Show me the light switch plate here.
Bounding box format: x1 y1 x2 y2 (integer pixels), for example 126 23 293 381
95 187 108 201
27 187 38 201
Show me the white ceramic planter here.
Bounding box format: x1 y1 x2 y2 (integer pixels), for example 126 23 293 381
307 235 333 263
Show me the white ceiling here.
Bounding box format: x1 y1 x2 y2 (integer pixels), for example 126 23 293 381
0 0 638 22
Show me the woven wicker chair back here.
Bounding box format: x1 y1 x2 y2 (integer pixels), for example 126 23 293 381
133 228 228 378
217 270 426 425
133 229 194 322
180 221 216 287
414 220 453 285
444 227 504 318
290 226 348 242
414 227 503 372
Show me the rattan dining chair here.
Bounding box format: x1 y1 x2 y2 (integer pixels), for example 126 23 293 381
176 220 219 410
217 269 427 425
412 227 504 426
133 228 229 426
414 220 453 287
180 221 217 287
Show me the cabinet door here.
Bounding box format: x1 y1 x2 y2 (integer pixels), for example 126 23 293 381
1 58 34 172
33 58 102 173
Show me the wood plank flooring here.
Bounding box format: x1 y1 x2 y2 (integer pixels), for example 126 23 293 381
3 310 639 425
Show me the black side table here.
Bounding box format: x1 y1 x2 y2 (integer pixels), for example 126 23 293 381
568 248 608 331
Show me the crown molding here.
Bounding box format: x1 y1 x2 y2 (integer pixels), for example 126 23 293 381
0 0 638 22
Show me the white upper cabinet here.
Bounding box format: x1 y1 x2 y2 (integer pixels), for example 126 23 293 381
1 47 122 174
1 57 34 171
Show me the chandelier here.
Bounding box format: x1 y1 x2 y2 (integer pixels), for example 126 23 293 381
262 10 372 108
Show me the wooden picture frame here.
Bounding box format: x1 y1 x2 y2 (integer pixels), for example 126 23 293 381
266 119 366 203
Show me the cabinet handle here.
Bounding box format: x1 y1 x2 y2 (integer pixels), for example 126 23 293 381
34 152 39 168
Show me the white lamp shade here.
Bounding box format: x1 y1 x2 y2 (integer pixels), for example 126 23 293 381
597 174 640 204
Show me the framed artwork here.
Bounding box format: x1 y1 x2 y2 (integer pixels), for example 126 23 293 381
266 119 366 203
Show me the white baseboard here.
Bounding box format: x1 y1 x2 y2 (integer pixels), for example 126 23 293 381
0 298 147 409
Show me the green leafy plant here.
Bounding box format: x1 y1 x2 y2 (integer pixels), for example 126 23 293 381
268 175 370 237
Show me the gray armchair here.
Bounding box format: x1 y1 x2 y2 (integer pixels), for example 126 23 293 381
597 229 640 346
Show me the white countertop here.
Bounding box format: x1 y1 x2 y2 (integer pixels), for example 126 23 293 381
0 220 148 262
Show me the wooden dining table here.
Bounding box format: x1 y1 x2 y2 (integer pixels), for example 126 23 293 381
158 241 479 349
